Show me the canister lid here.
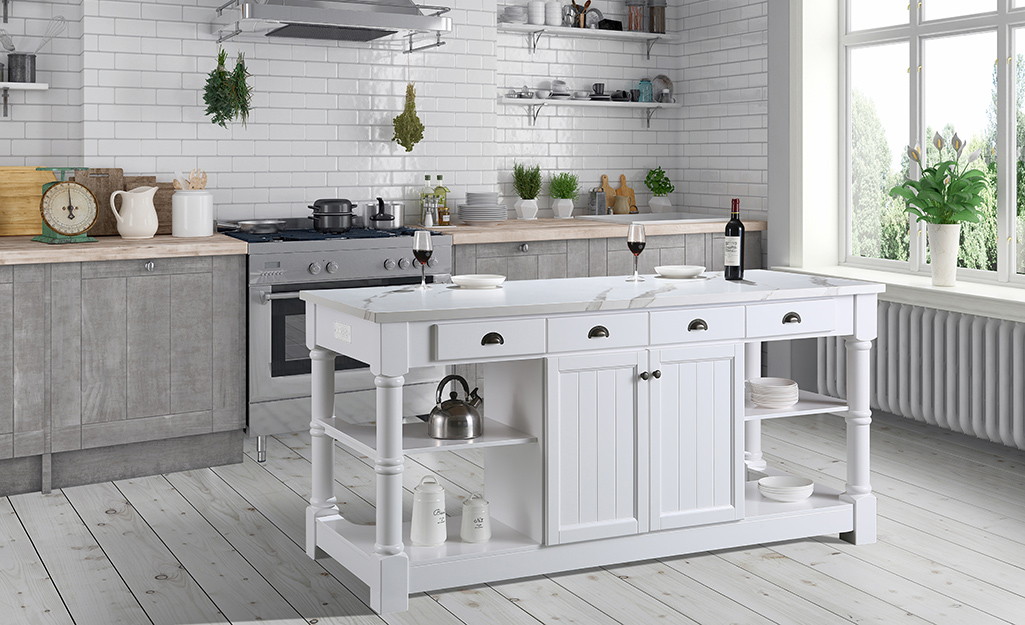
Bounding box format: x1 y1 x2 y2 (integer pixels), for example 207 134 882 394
415 475 444 493
462 492 488 509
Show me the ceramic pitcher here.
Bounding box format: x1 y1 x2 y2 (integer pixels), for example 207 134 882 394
110 186 159 239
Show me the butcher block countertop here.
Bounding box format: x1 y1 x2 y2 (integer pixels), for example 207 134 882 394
442 216 767 244
0 234 248 265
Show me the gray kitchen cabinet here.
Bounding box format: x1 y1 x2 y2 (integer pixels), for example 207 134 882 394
0 265 48 461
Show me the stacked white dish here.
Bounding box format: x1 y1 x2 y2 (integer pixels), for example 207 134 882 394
545 0 562 26
757 476 814 502
551 79 571 99
528 1 545 25
747 377 799 409
452 274 506 289
503 5 527 23
460 192 507 226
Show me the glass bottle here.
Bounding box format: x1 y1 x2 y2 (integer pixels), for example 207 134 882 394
419 174 434 226
649 0 666 34
433 175 450 226
724 198 745 280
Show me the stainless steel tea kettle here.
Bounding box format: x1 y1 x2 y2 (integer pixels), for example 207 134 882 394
428 375 483 439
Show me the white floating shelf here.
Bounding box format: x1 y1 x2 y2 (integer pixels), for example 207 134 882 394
499 96 681 128
319 415 537 458
743 390 849 422
1 82 49 118
498 22 679 58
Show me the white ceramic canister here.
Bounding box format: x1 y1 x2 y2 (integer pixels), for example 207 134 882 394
171 190 214 237
410 476 447 546
460 492 491 543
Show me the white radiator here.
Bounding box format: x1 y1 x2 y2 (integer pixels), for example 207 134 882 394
819 301 1025 451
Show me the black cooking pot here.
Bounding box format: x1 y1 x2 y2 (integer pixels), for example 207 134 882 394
309 198 355 214
309 212 353 233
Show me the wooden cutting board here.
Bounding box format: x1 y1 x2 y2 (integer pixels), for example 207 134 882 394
600 174 616 208
0 167 57 236
616 174 637 212
124 176 174 235
74 168 124 236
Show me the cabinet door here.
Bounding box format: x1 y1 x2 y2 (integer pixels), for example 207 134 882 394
545 351 648 545
649 344 743 531
0 265 48 459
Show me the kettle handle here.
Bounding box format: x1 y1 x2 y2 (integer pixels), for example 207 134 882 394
436 374 470 404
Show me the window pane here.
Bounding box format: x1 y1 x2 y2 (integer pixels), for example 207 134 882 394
1016 29 1025 275
850 1 908 32
850 42 910 262
923 0 997 21
923 32 998 271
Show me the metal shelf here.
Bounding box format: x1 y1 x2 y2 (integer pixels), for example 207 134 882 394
0 82 49 118
499 96 682 128
498 22 679 59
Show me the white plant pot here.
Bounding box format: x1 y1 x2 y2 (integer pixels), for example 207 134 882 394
649 196 672 213
514 198 538 220
928 223 960 287
552 198 574 219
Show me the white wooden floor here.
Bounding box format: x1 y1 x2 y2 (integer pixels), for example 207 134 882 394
3 412 1024 625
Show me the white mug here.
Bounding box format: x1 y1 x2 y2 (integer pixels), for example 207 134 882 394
410 476 447 546
171 190 214 237
460 492 491 543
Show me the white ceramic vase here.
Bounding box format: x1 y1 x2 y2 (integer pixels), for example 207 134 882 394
515 198 538 220
928 223 960 287
649 196 672 213
552 198 574 219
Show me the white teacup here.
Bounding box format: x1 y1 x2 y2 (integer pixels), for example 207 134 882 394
536 89 552 99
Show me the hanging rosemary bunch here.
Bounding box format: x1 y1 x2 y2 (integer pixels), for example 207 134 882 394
204 48 252 128
392 83 425 152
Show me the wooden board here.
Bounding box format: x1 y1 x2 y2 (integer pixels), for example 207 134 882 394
124 176 174 235
600 174 615 208
75 168 124 237
0 166 57 236
616 174 637 212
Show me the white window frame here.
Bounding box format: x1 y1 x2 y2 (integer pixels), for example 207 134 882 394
840 0 1025 286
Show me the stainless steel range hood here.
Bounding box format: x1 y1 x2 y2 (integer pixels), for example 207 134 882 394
212 0 452 44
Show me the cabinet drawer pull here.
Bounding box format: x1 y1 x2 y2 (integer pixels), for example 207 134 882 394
519 243 529 253
588 325 610 339
144 261 155 272
481 332 505 346
639 371 650 381
652 369 661 379
782 312 802 325
688 319 708 332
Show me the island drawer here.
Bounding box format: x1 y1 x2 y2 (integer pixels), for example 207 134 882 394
746 299 836 339
433 318 546 361
650 306 745 345
547 312 648 353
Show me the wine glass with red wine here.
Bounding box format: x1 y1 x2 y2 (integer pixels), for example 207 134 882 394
626 223 646 282
412 230 432 290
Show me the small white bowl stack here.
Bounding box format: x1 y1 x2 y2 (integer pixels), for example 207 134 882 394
757 475 814 502
503 5 527 23
527 1 545 25
545 0 562 26
747 377 799 409
459 192 507 226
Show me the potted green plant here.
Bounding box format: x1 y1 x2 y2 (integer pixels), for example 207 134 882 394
644 166 675 213
512 162 542 220
889 131 987 286
548 172 579 219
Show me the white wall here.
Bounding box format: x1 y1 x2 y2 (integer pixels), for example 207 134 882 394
3 0 767 224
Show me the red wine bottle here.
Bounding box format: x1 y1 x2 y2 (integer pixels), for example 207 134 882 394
724 198 744 280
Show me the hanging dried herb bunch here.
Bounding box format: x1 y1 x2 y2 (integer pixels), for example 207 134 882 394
392 82 425 152
204 48 252 128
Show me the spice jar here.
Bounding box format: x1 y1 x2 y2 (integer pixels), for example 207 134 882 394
410 476 447 546
649 0 666 34
639 78 653 103
626 0 646 32
460 493 491 543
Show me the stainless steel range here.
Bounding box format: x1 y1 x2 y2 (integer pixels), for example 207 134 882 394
224 220 452 460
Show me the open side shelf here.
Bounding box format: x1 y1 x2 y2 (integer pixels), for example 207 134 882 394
498 22 679 59
744 390 849 421
0 82 49 118
318 415 537 457
499 96 681 128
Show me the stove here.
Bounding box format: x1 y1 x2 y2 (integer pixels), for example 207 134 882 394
225 220 453 459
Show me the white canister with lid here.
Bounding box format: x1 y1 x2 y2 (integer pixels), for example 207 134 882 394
410 476 447 546
460 492 491 543
171 190 214 237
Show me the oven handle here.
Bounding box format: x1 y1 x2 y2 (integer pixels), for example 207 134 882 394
260 291 302 305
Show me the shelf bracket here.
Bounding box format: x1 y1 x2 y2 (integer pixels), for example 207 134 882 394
216 21 242 44
2 0 8 24
527 29 546 53
528 102 546 126
1 87 9 118
405 31 446 54
646 38 657 60
645 107 657 129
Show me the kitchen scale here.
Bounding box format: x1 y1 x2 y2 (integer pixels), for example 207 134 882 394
32 166 99 244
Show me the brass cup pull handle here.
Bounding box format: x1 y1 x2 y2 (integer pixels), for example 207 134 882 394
688 319 708 332
481 332 505 346
782 312 802 325
652 369 661 379
639 371 650 381
588 325 610 339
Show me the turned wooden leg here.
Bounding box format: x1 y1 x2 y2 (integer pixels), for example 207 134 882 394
372 374 409 614
744 341 767 472
840 338 876 544
306 347 338 558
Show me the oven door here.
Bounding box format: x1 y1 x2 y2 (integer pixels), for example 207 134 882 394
249 277 443 406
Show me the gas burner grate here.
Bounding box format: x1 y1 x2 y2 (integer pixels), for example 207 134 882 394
224 226 440 244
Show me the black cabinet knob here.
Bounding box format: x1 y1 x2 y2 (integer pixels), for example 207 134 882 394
588 325 610 339
782 312 802 324
652 369 661 379
639 371 650 381
688 319 708 332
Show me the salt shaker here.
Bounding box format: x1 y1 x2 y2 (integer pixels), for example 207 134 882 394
410 476 447 546
460 492 491 543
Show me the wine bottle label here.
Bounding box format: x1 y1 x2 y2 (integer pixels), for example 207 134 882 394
724 236 742 266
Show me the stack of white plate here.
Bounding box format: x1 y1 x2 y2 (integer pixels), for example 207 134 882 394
545 0 562 26
757 476 814 502
466 192 499 205
527 1 545 25
747 377 799 409
502 5 527 23
460 192 507 226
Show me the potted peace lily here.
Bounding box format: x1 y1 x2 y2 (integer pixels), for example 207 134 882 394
645 166 675 213
889 131 987 287
548 172 579 219
512 162 542 220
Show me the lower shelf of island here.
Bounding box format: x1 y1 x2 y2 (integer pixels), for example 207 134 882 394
744 390 848 421
318 415 538 457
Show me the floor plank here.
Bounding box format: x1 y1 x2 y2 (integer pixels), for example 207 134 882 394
0 498 73 625
547 567 701 624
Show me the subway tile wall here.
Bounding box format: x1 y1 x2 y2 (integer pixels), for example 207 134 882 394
4 0 766 224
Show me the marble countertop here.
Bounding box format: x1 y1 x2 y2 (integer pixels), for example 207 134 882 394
441 217 767 245
301 269 885 324
0 234 249 265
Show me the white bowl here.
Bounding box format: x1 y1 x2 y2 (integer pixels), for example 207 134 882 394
655 265 705 279
757 476 814 502
451 274 506 289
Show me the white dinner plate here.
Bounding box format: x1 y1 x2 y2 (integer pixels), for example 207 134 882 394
451 274 507 289
655 265 705 279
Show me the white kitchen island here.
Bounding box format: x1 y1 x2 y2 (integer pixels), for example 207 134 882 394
301 270 884 614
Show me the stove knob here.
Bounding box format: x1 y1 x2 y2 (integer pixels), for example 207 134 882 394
428 257 439 267
383 259 396 270
308 262 322 275
325 261 339 274
398 258 411 270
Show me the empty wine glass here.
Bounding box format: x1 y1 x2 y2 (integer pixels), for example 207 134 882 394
412 230 433 290
626 223 645 282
